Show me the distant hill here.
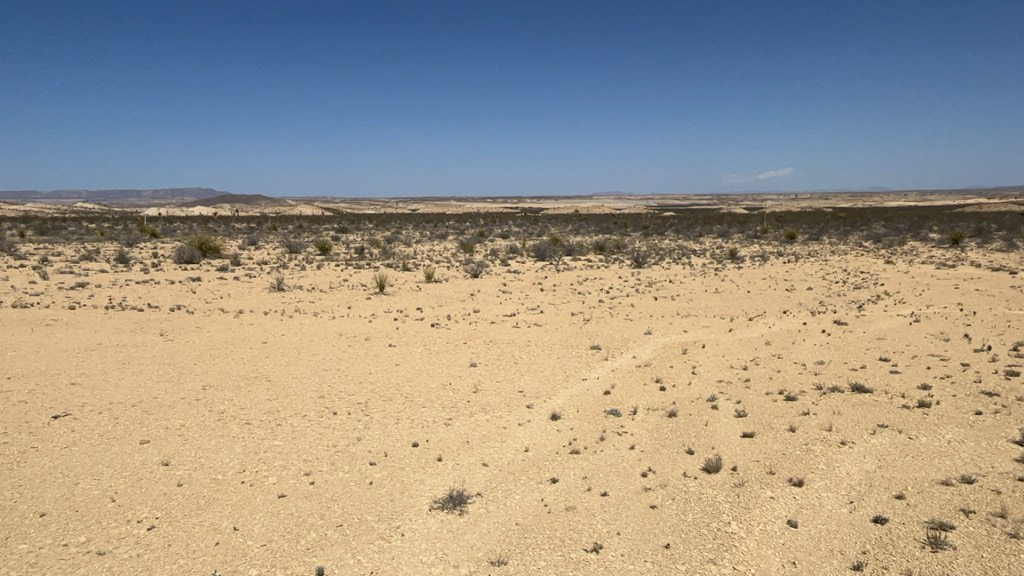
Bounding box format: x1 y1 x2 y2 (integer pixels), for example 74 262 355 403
0 188 225 203
180 193 288 207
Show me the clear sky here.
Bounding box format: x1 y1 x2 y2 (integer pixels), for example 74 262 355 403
1 1 1022 197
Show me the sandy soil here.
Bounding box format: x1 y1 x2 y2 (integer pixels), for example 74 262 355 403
1 221 1023 575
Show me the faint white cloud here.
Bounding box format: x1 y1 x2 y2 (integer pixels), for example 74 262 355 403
756 167 795 181
722 173 750 185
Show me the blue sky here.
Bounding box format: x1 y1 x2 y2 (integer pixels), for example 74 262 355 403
1 1 1022 197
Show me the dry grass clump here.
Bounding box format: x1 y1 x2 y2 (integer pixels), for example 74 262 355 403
430 486 474 515
701 454 723 474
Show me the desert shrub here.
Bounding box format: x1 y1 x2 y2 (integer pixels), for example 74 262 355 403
77 246 101 262
113 248 131 266
1013 428 1024 448
242 234 261 249
281 237 306 254
948 230 966 246
784 229 798 242
463 259 488 278
530 240 560 262
122 229 143 247
313 238 333 255
591 236 626 255
628 247 650 269
186 234 224 258
430 486 473 515
561 240 587 258
172 244 203 265
924 518 956 532
701 454 724 474
457 235 482 255
849 382 874 394
138 223 161 239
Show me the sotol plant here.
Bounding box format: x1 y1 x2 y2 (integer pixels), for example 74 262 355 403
372 271 390 294
422 265 437 283
268 275 287 292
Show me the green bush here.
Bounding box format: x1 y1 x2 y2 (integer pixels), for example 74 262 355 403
138 223 161 239
313 238 333 255
186 234 224 258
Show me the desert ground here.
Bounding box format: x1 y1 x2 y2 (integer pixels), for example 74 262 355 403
1 194 1023 575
